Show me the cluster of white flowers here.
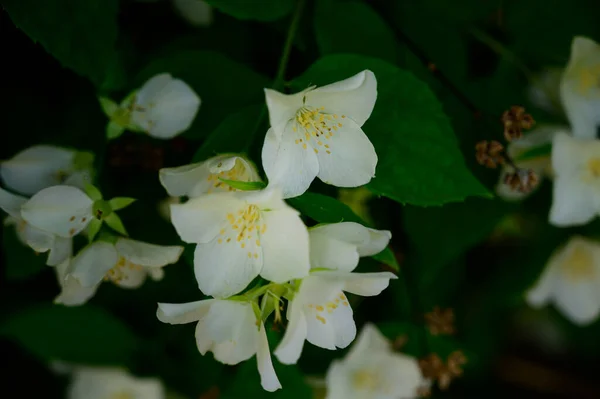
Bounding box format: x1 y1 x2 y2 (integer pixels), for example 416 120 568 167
0 145 184 306
505 36 600 326
156 70 401 392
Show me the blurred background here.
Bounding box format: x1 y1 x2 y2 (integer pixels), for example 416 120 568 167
2 0 600 397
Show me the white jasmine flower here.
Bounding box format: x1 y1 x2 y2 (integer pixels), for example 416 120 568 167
560 36 600 140
496 125 565 201
262 70 378 198
54 256 98 306
20 185 94 238
159 154 261 198
172 0 213 26
549 132 600 226
0 145 93 196
526 236 600 326
66 238 183 300
324 323 430 399
103 74 201 140
157 196 182 222
274 269 396 364
0 187 71 266
170 187 310 298
65 366 164 399
157 299 281 392
309 222 391 271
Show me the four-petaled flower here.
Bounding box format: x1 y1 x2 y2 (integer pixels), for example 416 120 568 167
324 323 430 399
157 299 281 392
527 235 600 326
170 187 310 298
159 154 261 198
262 70 378 198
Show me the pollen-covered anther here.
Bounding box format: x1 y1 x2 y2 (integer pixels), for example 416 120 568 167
221 205 264 253
475 140 505 168
294 106 342 153
419 351 467 391
424 306 456 336
503 168 539 193
103 257 143 284
501 105 535 141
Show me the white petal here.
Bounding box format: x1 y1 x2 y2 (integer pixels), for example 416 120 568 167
324 360 355 399
112 267 148 289
0 145 75 195
133 75 201 139
274 300 307 365
256 322 282 392
358 228 391 257
170 193 241 243
69 242 118 287
198 301 258 364
554 277 600 325
261 124 319 199
307 70 377 127
526 258 560 308
549 177 597 226
264 88 307 137
157 299 214 324
309 233 360 272
21 186 93 238
194 235 261 298
159 162 211 197
551 132 595 175
46 236 73 266
115 238 183 267
315 117 377 188
54 258 99 306
345 323 391 363
333 271 397 297
259 208 310 283
0 186 27 218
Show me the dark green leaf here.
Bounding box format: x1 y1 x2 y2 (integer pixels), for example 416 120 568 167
292 54 490 206
314 0 399 63
2 0 119 87
203 0 294 21
136 51 269 140
192 105 265 162
0 304 137 365
288 192 399 270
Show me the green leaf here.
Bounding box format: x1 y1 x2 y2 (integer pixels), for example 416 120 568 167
203 0 294 21
314 0 399 63
136 51 269 140
292 54 490 206
109 197 137 211
403 198 514 287
217 178 266 191
2 0 119 87
104 213 128 236
84 183 103 201
2 225 46 281
0 304 137 365
192 105 264 162
288 192 399 270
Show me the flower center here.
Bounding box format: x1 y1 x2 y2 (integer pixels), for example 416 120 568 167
587 158 600 178
104 257 144 284
206 159 252 193
352 369 380 391
561 245 596 281
293 106 346 155
218 204 265 259
577 64 600 95
307 293 349 324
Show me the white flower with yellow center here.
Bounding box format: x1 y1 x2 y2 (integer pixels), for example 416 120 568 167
274 270 396 364
159 154 261 198
157 299 281 392
549 132 600 226
0 187 72 266
324 323 430 399
526 236 600 326
59 238 183 305
560 36 600 140
170 187 310 298
65 366 164 399
101 73 200 140
0 145 93 196
309 222 391 271
496 125 565 201
262 70 378 199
